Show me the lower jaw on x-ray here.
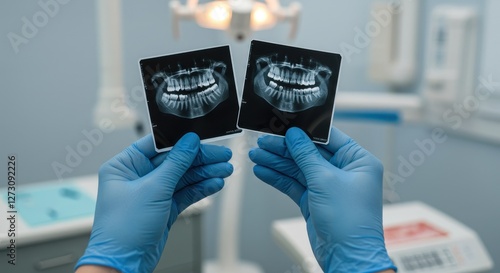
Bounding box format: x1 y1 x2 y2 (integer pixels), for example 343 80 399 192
253 55 332 113
152 60 229 119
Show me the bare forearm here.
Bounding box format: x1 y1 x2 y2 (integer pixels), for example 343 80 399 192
378 270 396 273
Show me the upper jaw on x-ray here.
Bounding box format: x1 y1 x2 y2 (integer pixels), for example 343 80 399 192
253 54 332 112
152 59 229 119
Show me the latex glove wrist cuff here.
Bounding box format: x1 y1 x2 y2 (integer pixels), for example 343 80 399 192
75 246 147 273
323 241 397 273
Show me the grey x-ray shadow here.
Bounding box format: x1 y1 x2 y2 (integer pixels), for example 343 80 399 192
253 53 332 112
152 59 229 119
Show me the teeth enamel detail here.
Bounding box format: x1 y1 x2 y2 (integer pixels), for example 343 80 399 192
152 60 229 119
253 54 333 112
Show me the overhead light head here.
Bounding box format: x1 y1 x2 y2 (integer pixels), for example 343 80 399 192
250 2 276 30
170 0 301 41
195 1 232 30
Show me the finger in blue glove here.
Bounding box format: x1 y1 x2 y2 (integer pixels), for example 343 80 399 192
76 133 232 273
250 127 397 273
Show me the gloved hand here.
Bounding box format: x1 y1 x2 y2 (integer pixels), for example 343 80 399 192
249 127 396 273
76 133 233 273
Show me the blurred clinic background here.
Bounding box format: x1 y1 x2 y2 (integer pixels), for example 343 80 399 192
0 0 499 273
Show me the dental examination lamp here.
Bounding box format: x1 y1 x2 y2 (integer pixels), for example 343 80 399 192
170 0 301 41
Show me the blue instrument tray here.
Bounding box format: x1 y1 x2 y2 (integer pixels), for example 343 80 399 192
2 183 95 227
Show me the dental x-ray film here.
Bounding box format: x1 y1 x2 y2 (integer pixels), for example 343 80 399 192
140 45 242 152
237 40 342 144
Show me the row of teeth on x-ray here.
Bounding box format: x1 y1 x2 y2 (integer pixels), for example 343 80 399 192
161 84 221 110
267 66 316 86
166 73 216 92
266 80 321 102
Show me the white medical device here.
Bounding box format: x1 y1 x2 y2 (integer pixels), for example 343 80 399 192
272 202 493 273
369 0 420 88
424 6 478 105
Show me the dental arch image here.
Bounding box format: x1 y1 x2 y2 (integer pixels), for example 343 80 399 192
254 54 332 112
152 59 229 119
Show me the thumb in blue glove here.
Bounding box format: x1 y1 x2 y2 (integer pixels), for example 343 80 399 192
249 127 396 273
76 133 233 273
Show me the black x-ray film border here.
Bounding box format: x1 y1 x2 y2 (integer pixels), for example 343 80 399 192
236 40 343 145
138 45 243 152
236 102 339 145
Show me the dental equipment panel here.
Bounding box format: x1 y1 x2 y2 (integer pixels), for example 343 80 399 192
272 202 493 273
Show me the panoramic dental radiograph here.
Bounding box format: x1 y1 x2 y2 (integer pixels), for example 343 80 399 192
253 53 332 112
151 59 229 119
140 45 241 152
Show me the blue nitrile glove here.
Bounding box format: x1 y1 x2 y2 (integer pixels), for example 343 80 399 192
76 133 233 273
249 127 396 273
